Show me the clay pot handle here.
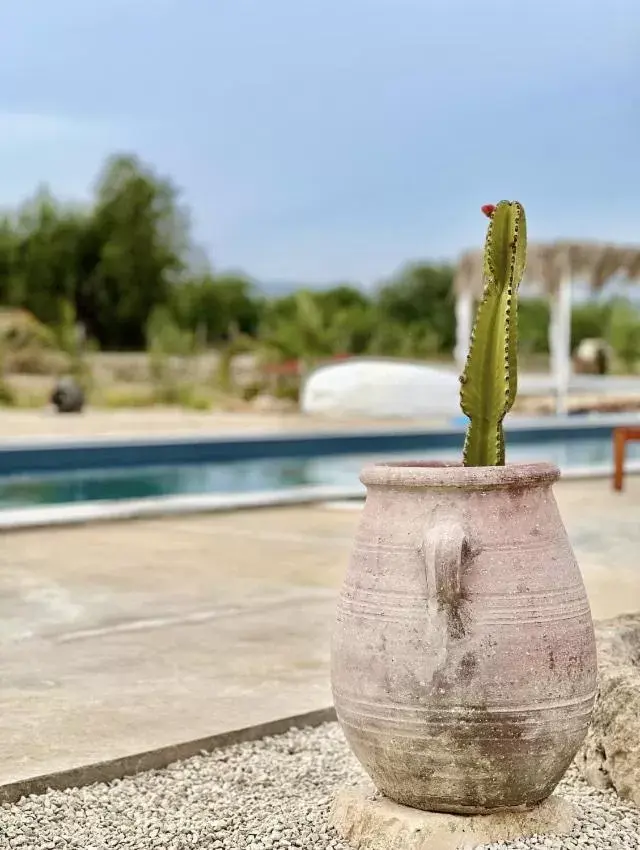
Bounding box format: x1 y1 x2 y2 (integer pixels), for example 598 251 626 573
423 521 466 607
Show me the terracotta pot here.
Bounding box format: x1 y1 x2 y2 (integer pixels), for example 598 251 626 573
331 461 598 814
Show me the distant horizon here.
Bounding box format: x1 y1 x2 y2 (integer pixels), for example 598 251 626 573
254 277 640 305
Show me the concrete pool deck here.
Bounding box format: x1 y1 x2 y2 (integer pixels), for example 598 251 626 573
0 408 432 442
0 404 638 444
0 476 639 794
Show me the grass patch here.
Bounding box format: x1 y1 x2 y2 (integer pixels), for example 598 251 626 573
93 383 216 410
93 385 157 409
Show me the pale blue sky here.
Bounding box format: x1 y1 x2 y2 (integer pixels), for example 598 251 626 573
0 0 638 285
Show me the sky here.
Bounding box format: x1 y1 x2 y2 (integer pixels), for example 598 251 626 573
0 0 638 286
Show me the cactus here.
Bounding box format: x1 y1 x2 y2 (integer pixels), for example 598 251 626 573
459 200 527 466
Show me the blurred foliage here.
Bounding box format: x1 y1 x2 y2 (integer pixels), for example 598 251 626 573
0 154 189 351
0 331 12 406
0 149 639 412
375 264 455 356
518 299 550 356
145 306 204 405
606 298 640 372
571 301 613 350
169 273 262 343
0 307 63 377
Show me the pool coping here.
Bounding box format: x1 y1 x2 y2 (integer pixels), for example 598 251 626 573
0 461 638 531
2 413 639 451
0 485 366 531
0 706 337 804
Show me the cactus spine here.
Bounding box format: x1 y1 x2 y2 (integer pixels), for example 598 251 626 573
460 200 527 466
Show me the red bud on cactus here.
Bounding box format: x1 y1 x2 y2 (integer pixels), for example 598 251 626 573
481 204 496 218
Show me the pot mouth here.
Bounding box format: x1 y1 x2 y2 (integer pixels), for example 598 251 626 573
359 460 560 490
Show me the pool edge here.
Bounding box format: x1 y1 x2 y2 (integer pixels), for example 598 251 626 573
1 413 638 476
0 484 366 531
1 462 638 532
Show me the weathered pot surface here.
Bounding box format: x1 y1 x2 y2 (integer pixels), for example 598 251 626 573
331 460 598 814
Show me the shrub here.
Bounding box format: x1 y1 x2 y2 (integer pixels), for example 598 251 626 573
5 347 67 375
146 306 199 404
0 380 15 406
607 298 640 373
95 385 157 408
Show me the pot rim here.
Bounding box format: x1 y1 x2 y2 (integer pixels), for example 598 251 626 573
359 460 560 489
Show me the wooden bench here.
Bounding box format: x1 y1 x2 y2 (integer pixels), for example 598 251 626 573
613 426 640 491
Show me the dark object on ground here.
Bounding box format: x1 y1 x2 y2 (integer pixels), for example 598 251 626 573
51 377 85 414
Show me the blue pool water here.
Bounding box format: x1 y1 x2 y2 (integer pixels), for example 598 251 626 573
0 434 637 510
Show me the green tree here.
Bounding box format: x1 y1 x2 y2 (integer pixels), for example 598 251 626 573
0 215 19 306
170 273 262 342
571 301 612 350
375 264 455 354
259 290 333 368
607 298 640 372
5 191 88 324
81 154 191 349
314 284 370 315
258 287 377 365
518 298 550 355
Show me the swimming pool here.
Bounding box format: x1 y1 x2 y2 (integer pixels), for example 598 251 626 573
0 426 637 510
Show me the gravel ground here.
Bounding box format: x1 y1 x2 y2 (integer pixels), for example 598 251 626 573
0 722 639 850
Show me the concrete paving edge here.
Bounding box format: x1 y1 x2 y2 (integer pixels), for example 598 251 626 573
0 706 337 804
0 486 365 532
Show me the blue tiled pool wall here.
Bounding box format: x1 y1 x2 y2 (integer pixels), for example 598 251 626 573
0 418 639 510
0 418 633 477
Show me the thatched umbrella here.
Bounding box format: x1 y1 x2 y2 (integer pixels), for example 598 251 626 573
454 241 640 297
453 241 640 413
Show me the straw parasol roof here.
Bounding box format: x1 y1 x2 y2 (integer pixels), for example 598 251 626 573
454 241 640 298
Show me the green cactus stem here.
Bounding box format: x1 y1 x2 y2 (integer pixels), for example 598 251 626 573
460 200 527 466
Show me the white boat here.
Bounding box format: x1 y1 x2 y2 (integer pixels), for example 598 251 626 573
301 358 462 420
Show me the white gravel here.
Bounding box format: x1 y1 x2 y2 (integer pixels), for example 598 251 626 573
0 722 638 849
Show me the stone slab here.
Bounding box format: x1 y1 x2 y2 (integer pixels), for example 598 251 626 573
331 784 575 850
